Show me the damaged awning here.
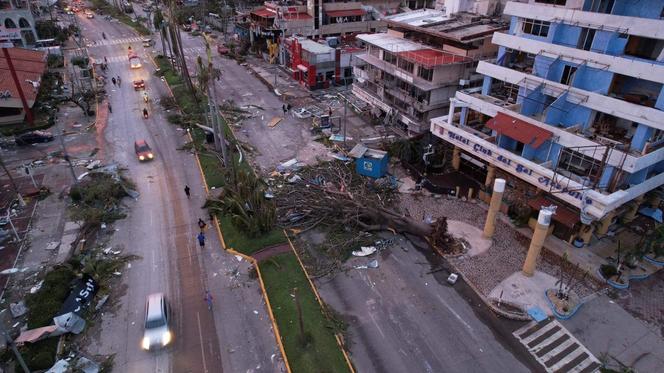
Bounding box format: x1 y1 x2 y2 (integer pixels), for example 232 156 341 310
528 196 580 228
487 112 553 149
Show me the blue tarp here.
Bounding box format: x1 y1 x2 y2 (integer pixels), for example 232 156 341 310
638 207 663 223
527 306 548 322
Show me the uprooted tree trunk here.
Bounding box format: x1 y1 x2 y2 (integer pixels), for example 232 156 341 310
273 161 457 253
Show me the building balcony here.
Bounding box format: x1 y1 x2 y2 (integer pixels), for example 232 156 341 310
491 32 664 86
352 83 426 133
504 1 664 40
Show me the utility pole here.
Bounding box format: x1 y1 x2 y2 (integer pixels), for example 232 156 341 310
2 48 34 126
59 130 78 183
0 154 26 207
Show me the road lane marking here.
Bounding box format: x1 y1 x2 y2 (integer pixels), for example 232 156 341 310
435 293 474 334
196 312 209 373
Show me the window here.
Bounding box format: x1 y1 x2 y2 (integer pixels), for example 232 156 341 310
560 65 577 85
522 19 550 38
417 66 434 81
534 0 566 5
398 58 414 73
577 28 596 51
383 51 397 65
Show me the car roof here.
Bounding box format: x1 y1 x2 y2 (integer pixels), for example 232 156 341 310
135 139 148 146
146 293 164 320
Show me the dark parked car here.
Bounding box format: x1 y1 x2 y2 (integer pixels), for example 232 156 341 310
15 131 55 146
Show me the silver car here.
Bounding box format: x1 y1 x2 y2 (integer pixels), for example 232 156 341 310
142 293 172 350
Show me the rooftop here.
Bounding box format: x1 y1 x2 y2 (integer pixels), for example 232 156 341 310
298 39 333 54
384 8 451 27
357 33 425 53
0 48 47 106
397 48 473 67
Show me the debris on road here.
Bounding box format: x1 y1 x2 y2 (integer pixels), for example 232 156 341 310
30 280 44 294
267 117 283 128
355 259 379 269
95 294 110 311
352 246 376 257
447 273 459 285
10 301 28 318
45 241 60 251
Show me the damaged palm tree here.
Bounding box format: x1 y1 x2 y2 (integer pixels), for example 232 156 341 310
272 161 457 253
205 170 276 237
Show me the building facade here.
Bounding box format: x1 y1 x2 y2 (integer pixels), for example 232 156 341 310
1 0 39 47
431 0 664 244
285 37 361 89
352 9 505 135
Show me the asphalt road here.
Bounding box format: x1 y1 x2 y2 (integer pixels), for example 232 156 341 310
74 8 282 373
316 235 541 373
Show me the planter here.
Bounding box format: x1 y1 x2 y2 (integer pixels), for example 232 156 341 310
643 254 664 267
545 289 582 320
573 238 585 248
607 276 629 289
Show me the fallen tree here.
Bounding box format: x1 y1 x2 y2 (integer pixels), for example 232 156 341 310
271 161 458 253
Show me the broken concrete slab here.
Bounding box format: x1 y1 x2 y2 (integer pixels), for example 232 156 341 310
63 221 81 233
56 233 77 264
10 301 28 318
45 241 60 251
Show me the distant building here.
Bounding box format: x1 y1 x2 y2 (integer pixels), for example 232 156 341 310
0 0 39 47
352 9 506 135
431 0 664 245
246 1 386 48
285 37 362 89
0 47 47 125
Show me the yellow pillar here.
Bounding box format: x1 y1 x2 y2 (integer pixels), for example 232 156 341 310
468 188 474 200
522 209 553 277
578 224 594 245
452 146 461 171
595 212 615 236
485 165 496 188
482 179 506 238
622 196 644 223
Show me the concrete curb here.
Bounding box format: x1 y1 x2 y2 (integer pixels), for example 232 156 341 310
284 233 357 373
443 256 531 321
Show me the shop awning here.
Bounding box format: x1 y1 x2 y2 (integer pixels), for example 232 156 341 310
326 9 366 17
487 112 553 149
297 64 308 72
528 196 580 228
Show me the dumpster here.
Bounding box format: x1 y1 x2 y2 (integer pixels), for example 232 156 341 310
349 144 389 178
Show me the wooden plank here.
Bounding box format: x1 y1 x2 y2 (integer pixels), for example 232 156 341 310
268 116 283 128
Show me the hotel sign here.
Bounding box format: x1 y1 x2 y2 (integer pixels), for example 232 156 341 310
433 121 606 218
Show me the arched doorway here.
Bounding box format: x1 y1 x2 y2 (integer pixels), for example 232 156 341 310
18 17 31 29
4 18 17 29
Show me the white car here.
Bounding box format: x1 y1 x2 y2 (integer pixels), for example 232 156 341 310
129 55 142 69
142 293 172 350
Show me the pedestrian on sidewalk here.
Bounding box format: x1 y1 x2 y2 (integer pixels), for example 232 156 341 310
184 185 191 199
108 103 112 113
104 56 108 63
204 290 213 310
198 218 207 232
117 76 121 86
111 77 116 86
197 232 206 248
282 104 287 115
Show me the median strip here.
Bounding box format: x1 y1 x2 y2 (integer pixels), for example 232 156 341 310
152 56 353 373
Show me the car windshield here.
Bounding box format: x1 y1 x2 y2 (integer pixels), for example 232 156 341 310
145 317 165 329
137 144 150 152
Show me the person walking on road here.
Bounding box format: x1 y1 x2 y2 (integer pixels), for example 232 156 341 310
197 232 206 248
108 103 112 113
111 77 116 86
184 185 191 199
204 290 213 310
117 76 121 86
198 218 207 232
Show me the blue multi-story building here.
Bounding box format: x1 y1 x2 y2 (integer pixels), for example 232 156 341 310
431 0 664 244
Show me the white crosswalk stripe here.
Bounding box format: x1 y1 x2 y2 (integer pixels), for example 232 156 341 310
513 319 600 373
86 36 143 48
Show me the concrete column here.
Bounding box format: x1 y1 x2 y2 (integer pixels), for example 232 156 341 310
468 187 474 200
484 164 496 188
578 223 594 244
482 178 506 239
460 107 469 126
522 209 553 277
452 146 461 171
622 195 644 223
595 211 615 236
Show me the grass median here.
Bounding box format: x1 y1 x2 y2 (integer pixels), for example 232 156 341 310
260 253 351 373
156 56 350 373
